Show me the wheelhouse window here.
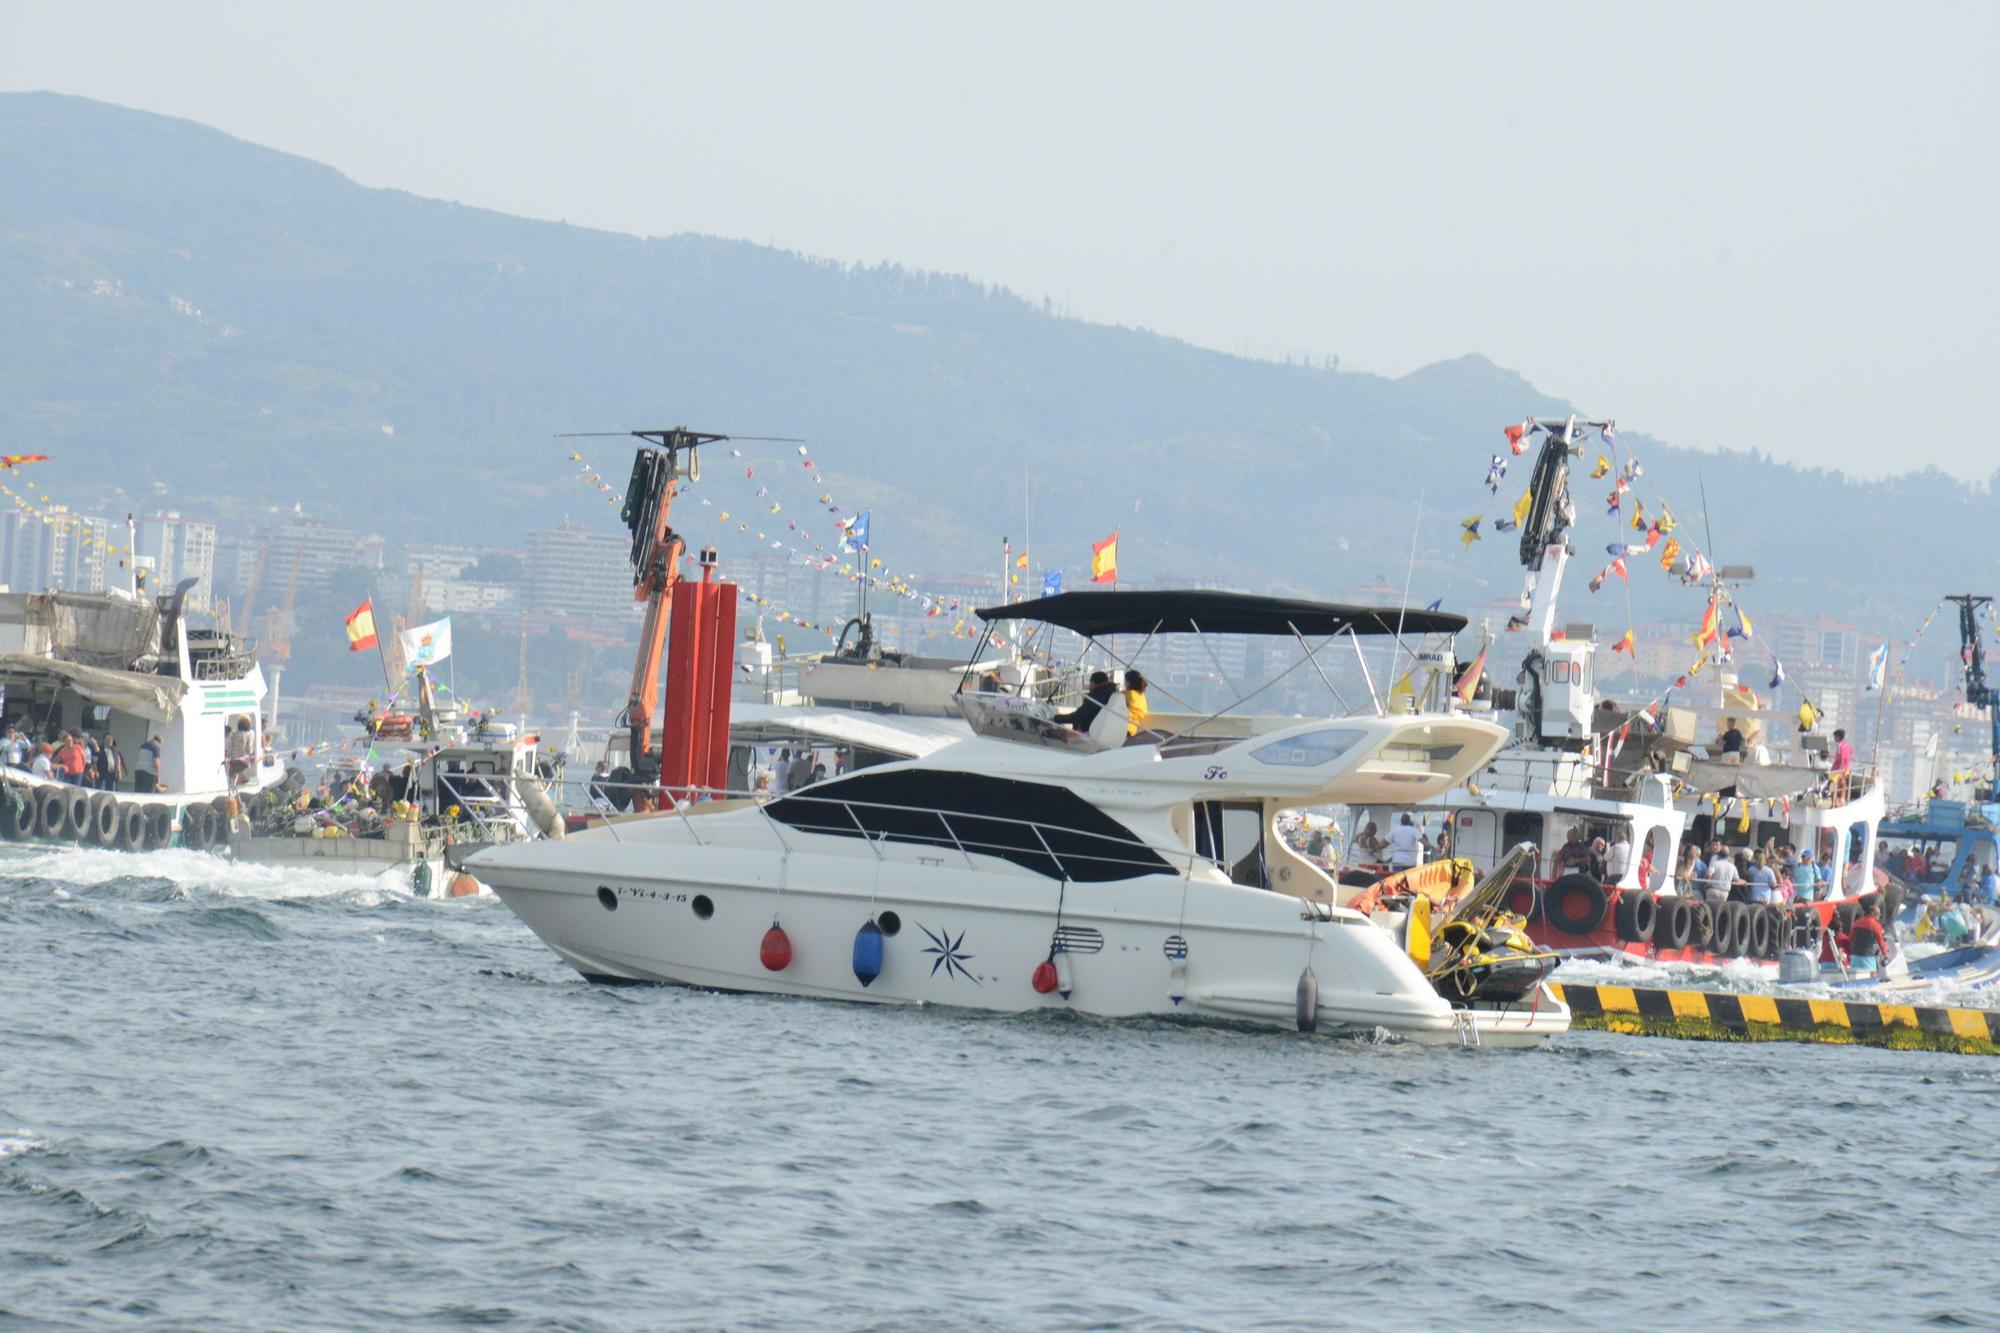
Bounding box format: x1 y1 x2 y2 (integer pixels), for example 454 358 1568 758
767 769 1170 882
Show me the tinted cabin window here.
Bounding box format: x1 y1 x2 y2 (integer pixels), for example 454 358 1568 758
767 769 1170 882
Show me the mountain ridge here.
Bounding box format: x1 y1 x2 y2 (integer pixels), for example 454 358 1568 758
1 90 1993 641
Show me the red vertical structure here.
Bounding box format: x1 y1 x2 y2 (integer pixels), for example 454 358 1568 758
659 554 736 797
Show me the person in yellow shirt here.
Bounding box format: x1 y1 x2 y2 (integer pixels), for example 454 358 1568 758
1123 668 1150 737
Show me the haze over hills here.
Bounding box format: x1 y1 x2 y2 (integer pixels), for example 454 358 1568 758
2 90 1995 678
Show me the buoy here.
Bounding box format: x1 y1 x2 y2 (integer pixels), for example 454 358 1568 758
1052 947 1073 1000
1031 959 1059 994
448 872 480 898
760 922 793 971
852 918 884 986
1296 965 1319 1033
1168 956 1187 1006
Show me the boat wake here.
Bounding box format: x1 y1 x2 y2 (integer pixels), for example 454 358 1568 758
0 844 416 906
1552 953 2000 1012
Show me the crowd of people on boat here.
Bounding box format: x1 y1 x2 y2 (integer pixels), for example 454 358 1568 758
1671 836 1855 905
2 726 161 792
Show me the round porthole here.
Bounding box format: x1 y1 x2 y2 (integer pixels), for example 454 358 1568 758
596 886 618 912
876 909 901 937
692 894 714 920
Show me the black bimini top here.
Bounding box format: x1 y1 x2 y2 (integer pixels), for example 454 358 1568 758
975 589 1467 638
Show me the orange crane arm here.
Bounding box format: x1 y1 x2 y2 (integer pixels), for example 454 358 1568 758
614 428 724 791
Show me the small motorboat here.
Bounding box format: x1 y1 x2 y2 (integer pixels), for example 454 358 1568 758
1828 944 2000 993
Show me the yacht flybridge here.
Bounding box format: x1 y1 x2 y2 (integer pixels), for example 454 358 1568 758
468 589 1561 1045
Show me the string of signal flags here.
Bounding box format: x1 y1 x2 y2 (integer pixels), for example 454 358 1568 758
556 440 1122 648
1456 418 1833 735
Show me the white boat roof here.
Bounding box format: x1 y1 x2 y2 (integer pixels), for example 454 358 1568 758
730 702 974 759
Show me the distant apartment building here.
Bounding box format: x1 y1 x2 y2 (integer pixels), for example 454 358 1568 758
523 524 637 621
0 507 114 594
1763 614 1859 674
133 511 219 608
218 519 385 603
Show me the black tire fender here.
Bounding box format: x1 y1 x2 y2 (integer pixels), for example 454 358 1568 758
118 804 147 852
207 798 233 847
1613 889 1657 943
143 806 171 850
1654 895 1694 951
34 787 66 839
89 792 119 845
0 785 29 840
1546 873 1609 935
179 804 208 850
61 788 91 840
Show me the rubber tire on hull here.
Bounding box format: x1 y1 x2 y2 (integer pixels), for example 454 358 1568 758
1613 889 1657 943
61 788 91 840
143 806 171 851
1747 906 1775 959
88 792 119 845
1655 895 1694 951
1547 874 1609 935
207 798 233 848
0 786 29 840
179 804 208 851
1688 900 1716 951
1787 905 1820 952
1503 878 1540 920
117 804 147 852
33 787 65 839
1717 903 1749 959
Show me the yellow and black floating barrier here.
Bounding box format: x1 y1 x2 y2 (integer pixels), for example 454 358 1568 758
1551 982 2000 1056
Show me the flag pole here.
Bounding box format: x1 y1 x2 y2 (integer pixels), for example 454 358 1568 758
370 596 396 695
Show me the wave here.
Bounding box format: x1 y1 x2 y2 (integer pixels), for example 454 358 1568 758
0 845 417 906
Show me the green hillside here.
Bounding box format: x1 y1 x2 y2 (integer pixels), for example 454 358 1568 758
2 90 1994 664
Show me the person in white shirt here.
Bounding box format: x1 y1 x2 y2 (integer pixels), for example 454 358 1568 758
1704 848 1739 906
1604 831 1633 883
1386 814 1425 871
29 746 51 780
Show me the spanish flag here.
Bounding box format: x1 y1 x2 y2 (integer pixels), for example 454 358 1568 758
1453 646 1486 703
1090 530 1118 584
1692 597 1719 651
1015 551 1029 569
345 599 379 652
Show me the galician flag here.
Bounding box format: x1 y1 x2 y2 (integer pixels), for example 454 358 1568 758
1090 530 1118 584
1867 640 1888 691
400 617 453 671
344 599 379 652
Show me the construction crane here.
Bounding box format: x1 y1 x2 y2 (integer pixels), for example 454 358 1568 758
509 623 532 718
239 538 273 628
1947 593 1998 798
387 561 426 679
261 540 305 665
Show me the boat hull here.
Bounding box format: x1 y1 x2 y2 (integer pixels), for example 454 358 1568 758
472 832 1470 1042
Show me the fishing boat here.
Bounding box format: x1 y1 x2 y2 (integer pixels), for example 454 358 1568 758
1358 417 1891 972
0 580 287 852
225 673 560 897
468 589 1566 1045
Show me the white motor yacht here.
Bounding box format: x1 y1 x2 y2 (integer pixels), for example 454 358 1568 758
469 590 1555 1045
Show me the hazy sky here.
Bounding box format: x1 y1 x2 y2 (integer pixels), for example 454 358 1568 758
7 1 1996 481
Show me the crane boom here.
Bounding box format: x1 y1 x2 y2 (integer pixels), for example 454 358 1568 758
617 428 726 805
1946 593 1998 798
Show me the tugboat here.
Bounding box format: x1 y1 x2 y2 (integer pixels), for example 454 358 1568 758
0 578 286 852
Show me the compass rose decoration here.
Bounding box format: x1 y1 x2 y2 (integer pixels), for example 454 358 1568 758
918 923 979 985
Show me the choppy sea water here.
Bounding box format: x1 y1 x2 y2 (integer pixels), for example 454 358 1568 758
6 849 2000 1330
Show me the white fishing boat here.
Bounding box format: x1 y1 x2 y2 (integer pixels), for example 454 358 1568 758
469 589 1571 1045
0 580 287 852
225 676 560 897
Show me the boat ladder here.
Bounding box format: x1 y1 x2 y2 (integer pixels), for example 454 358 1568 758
1452 1010 1481 1048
